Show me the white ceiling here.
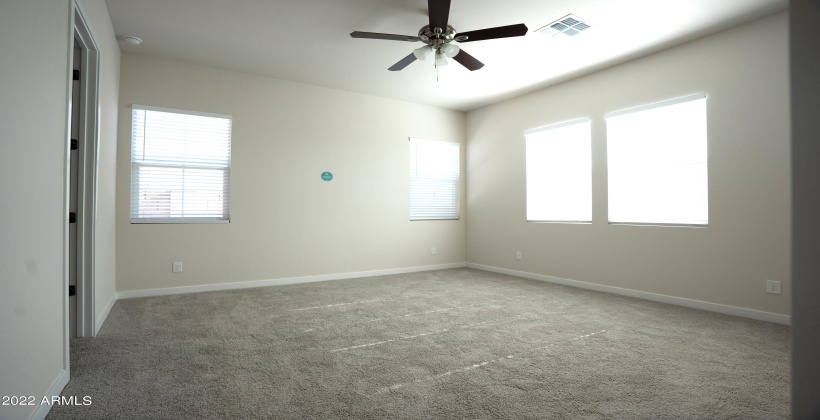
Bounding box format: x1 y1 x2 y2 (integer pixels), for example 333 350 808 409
105 0 787 111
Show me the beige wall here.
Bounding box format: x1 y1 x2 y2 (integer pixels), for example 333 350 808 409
116 54 466 292
466 12 790 316
75 0 120 332
0 1 71 418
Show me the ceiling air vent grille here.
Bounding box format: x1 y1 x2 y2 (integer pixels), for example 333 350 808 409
536 14 591 37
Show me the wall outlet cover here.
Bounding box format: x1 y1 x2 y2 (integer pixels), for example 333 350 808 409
766 280 781 294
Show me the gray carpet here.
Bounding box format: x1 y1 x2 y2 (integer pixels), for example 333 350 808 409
48 268 790 419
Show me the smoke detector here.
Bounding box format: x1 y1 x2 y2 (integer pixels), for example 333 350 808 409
536 14 591 37
120 35 143 46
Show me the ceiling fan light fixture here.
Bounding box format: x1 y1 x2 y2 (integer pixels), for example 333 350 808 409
441 43 460 58
435 52 448 67
413 45 433 61
350 0 527 73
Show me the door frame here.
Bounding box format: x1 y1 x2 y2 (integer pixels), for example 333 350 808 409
66 1 100 342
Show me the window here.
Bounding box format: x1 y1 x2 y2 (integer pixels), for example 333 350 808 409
130 105 232 223
525 118 592 222
606 94 708 226
409 138 460 220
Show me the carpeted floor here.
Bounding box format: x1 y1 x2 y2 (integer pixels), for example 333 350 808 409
48 268 790 419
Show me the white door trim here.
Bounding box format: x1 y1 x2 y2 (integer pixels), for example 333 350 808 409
69 1 100 340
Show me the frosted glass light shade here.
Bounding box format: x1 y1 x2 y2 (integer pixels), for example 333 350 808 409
435 53 448 66
413 46 433 61
441 43 460 58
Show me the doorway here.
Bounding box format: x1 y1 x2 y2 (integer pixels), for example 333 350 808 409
67 3 100 340
69 40 80 338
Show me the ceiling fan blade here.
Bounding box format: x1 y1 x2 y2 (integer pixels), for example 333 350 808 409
350 31 420 42
458 23 528 42
452 49 484 71
388 53 418 71
428 0 451 30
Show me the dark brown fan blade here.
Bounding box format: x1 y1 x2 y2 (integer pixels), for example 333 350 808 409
350 31 420 42
458 23 528 42
388 53 418 71
452 49 484 71
428 0 451 31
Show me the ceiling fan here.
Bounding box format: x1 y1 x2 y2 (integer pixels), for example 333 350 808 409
350 0 528 71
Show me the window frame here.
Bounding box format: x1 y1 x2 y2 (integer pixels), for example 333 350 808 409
129 104 233 224
524 117 592 224
605 93 708 227
408 137 461 221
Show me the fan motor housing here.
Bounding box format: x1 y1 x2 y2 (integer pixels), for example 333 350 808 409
418 25 458 46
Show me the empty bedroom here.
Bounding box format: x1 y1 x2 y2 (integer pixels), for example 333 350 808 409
2 0 819 419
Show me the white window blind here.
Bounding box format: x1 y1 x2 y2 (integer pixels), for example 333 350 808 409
130 105 232 223
409 138 460 220
525 118 592 222
606 94 708 226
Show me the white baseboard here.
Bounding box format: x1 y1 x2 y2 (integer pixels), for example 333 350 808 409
118 263 467 300
467 263 791 325
30 369 69 420
94 291 118 336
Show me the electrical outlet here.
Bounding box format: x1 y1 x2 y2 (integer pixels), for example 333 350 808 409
516 251 522 260
431 247 437 255
766 280 781 295
172 262 183 273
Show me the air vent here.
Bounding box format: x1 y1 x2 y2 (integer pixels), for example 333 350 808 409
536 14 591 37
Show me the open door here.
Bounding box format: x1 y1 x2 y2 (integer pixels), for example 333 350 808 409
69 41 81 338
67 3 100 340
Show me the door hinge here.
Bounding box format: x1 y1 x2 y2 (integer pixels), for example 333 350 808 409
69 212 76 223
71 139 78 150
73 69 80 81
68 285 76 297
